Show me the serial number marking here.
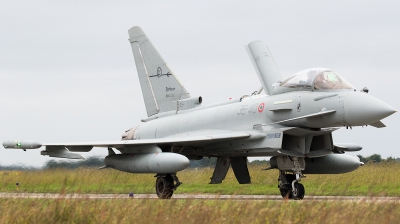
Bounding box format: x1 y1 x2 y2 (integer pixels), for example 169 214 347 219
266 133 281 139
237 104 258 115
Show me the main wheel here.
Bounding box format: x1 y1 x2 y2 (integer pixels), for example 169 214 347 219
292 182 305 200
279 184 293 199
155 175 174 199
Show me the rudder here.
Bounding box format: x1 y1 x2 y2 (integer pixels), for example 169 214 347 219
128 26 191 117
245 41 282 95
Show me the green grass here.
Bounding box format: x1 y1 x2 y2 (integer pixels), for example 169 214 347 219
1 163 400 223
1 163 400 196
0 198 399 224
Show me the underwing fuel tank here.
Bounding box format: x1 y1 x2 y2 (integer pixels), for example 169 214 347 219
303 154 363 174
104 153 190 173
270 154 363 174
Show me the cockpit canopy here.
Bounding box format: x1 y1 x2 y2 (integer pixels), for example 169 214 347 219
280 68 355 91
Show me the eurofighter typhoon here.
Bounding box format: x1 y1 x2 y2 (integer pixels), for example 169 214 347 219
4 26 396 200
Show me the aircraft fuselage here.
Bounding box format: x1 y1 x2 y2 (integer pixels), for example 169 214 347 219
128 89 393 158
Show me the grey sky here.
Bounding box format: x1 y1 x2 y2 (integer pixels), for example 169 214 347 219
1 1 399 167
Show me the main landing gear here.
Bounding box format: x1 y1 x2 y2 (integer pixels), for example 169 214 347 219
277 157 305 200
155 173 182 199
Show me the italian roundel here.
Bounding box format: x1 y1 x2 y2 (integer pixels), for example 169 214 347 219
258 102 265 113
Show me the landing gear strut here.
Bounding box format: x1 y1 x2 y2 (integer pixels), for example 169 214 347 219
155 173 182 199
278 171 305 200
277 157 305 200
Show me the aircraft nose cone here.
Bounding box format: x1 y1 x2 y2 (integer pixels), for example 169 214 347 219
344 92 396 126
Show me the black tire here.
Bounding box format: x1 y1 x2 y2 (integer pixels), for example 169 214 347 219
279 174 296 199
155 175 174 199
292 182 305 200
279 184 293 199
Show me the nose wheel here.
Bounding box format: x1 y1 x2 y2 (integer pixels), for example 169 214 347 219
278 172 305 200
279 173 295 199
292 182 305 200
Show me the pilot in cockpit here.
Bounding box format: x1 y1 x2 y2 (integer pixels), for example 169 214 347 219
279 68 355 92
314 73 329 89
314 72 339 90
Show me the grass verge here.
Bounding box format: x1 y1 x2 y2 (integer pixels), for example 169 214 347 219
0 198 399 224
1 163 399 196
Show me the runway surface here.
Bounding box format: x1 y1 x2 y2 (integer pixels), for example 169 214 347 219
0 192 399 202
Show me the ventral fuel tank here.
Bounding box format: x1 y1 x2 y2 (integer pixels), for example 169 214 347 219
104 153 189 174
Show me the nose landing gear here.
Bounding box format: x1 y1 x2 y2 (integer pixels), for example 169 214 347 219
292 182 305 200
277 156 306 200
278 172 305 200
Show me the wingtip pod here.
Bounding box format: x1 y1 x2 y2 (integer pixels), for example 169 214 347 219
3 140 42 149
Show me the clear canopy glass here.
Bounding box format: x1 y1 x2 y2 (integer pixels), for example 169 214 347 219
280 68 355 90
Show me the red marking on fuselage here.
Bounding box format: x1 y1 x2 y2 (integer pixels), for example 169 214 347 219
258 102 265 113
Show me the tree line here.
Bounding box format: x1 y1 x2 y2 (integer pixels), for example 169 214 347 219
356 154 400 163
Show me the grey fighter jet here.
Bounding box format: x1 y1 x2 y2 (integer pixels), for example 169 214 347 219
3 26 396 200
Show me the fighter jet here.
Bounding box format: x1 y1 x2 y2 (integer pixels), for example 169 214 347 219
3 26 396 200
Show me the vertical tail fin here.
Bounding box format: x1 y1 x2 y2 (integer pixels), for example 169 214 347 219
128 26 191 117
245 41 282 95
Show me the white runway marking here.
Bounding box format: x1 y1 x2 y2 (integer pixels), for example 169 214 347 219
0 192 399 202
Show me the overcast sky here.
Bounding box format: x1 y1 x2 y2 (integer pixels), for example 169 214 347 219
1 1 399 167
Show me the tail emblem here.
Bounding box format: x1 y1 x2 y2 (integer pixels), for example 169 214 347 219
149 67 172 78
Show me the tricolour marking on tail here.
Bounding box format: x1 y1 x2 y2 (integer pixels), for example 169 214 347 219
128 26 191 117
